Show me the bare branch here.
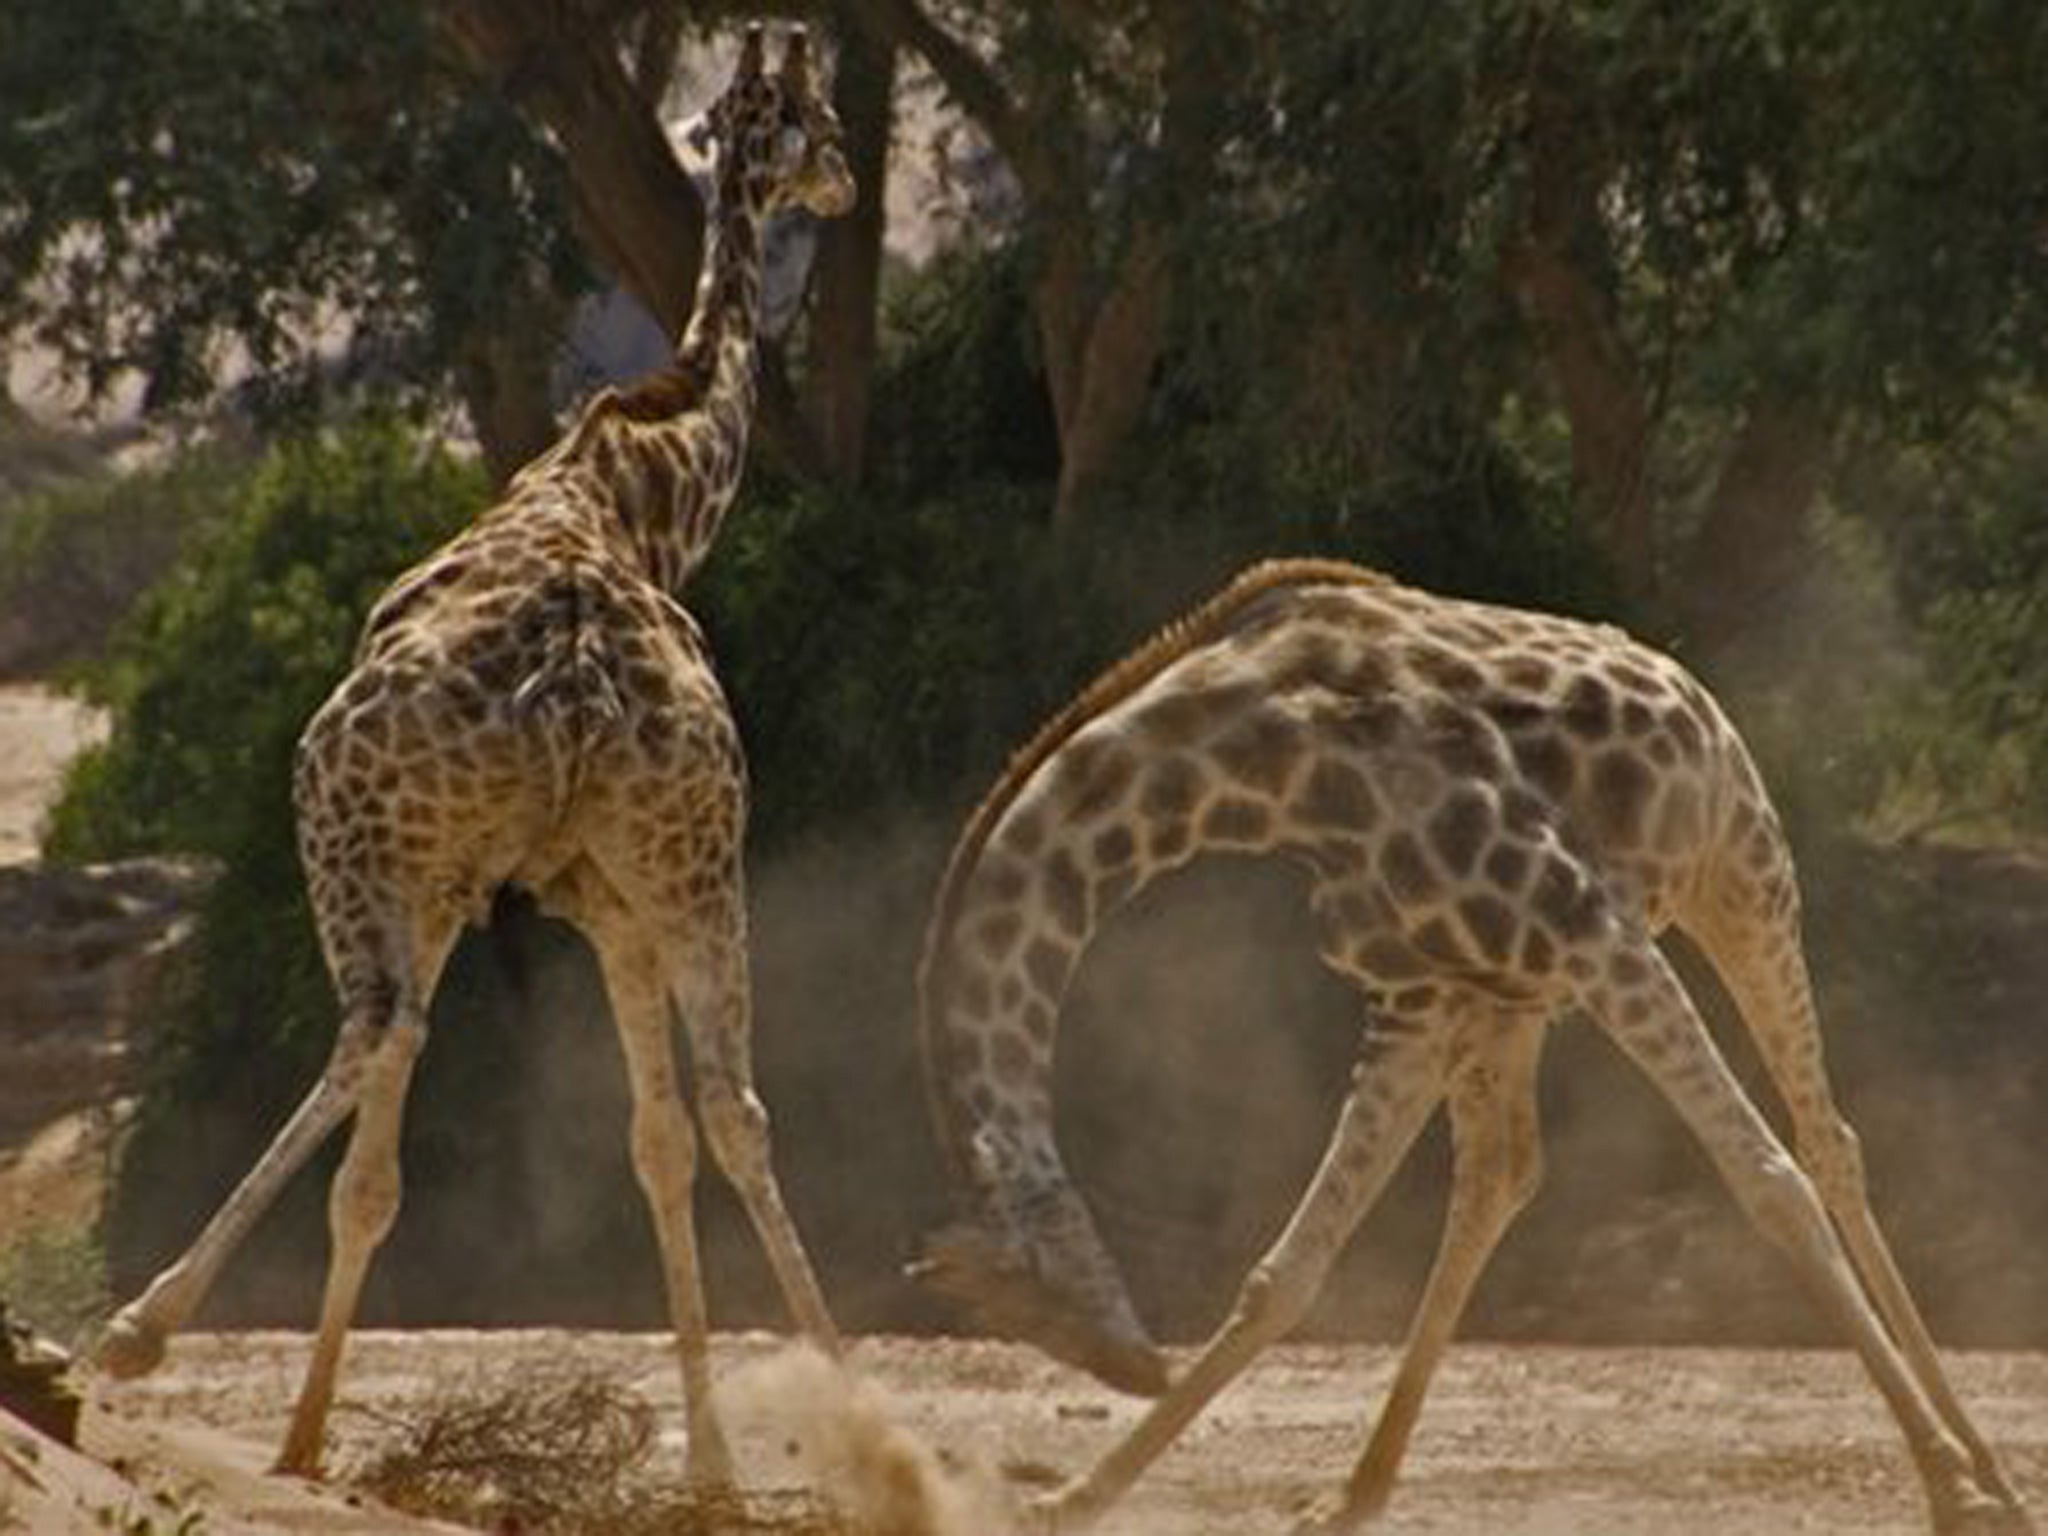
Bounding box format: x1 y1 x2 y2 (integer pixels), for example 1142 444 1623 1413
844 0 1059 203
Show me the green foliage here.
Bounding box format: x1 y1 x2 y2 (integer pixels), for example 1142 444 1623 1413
699 476 1092 852
0 1 580 415
0 444 242 677
1831 401 2048 835
867 245 1060 498
50 425 481 864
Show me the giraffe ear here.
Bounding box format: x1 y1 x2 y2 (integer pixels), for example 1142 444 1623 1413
779 24 811 90
736 22 765 81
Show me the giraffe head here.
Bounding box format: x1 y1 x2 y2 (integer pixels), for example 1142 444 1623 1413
910 1128 1170 1397
696 24 856 219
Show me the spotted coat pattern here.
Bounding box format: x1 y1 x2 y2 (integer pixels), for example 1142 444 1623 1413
99 26 853 1487
916 559 2031 1536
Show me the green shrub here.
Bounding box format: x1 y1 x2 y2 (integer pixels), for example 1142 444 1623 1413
1831 398 2048 839
49 425 480 865
0 443 243 678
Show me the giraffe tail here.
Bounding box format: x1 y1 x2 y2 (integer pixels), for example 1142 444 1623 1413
511 572 628 812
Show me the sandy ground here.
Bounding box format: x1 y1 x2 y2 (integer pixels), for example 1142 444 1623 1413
26 1329 2039 1535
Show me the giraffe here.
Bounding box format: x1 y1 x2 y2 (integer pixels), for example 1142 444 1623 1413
95 25 854 1481
911 558 2034 1535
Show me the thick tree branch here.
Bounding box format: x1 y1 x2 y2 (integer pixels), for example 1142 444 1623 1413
629 1 687 107
1680 398 1831 656
805 12 897 484
843 0 1058 203
1053 223 1172 528
435 0 705 336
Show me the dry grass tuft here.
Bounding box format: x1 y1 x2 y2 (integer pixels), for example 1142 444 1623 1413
347 1365 856 1535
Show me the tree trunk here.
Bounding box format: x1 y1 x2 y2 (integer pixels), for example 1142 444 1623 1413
1680 399 1831 656
1499 55 1656 605
847 0 1181 529
455 290 565 488
1501 234 1654 598
803 13 896 486
1050 223 1174 531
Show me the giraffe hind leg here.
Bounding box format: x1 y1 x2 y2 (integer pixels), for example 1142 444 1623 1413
1586 932 2022 1534
1692 895 2031 1518
590 920 735 1483
99 1049 361 1380
274 898 459 1476
274 1003 430 1475
672 915 840 1357
543 859 744 1483
1046 1023 1451 1530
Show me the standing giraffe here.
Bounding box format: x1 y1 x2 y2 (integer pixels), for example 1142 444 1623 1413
97 26 854 1481
913 559 2032 1534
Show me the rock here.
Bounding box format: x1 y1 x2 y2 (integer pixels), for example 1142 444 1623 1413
0 1301 79 1446
0 857 214 1150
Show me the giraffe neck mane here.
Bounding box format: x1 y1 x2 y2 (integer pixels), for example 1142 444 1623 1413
525 114 773 588
920 557 1391 994
589 149 767 431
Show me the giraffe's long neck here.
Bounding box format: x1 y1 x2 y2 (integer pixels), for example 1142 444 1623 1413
674 149 769 416
917 565 1389 1203
916 696 1325 1392
921 723 1288 1203
549 144 770 595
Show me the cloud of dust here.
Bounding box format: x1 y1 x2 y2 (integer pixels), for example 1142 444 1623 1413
398 518 2048 1353
718 1344 1020 1536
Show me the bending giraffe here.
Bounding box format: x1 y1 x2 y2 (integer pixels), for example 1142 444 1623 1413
913 559 2032 1535
98 26 854 1480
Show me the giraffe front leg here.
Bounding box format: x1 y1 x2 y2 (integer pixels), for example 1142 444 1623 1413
1294 1018 1547 1536
1584 936 2011 1536
1040 1026 1449 1531
1692 903 2032 1527
99 1064 358 1382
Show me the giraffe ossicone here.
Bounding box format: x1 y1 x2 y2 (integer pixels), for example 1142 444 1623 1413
97 22 854 1485
915 558 2033 1536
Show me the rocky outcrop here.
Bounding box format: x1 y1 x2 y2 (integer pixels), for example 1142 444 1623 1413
0 858 214 1151
0 1302 78 1446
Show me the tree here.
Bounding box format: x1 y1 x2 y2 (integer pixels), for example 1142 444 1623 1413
0 2 901 487
0 3 578 472
848 0 2048 642
843 0 1247 528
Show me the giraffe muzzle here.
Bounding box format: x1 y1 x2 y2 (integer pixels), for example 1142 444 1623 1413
909 1221 1170 1397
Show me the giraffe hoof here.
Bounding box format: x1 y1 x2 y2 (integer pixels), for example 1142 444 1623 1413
1288 1493 1368 1536
95 1308 168 1379
1019 1494 1069 1534
1028 1482 1111 1535
273 1432 326 1480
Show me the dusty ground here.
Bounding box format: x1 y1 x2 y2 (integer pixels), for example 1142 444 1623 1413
22 1328 2038 1534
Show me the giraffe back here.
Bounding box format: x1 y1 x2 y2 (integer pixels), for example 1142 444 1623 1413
920 559 1390 1001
